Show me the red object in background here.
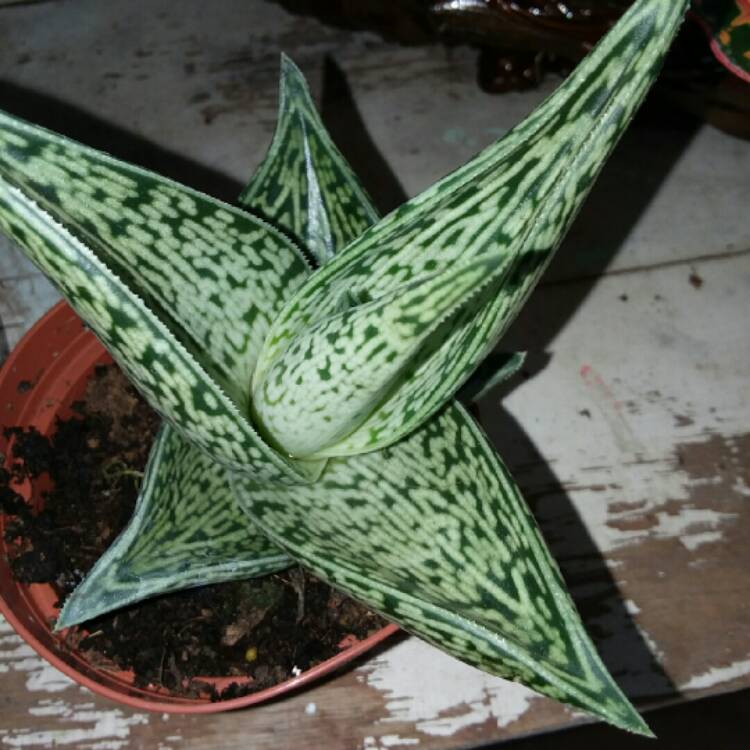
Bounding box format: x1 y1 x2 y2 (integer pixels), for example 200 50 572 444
692 0 750 83
0 301 397 713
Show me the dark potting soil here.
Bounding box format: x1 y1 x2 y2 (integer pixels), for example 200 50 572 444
0 365 386 700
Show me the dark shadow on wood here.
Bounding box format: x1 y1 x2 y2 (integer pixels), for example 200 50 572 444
475 688 750 749
320 56 408 215
499 96 703 357
478 405 678 712
0 79 244 203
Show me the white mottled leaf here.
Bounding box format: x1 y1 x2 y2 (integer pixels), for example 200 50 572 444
253 250 515 456
0 112 319 482
233 402 650 735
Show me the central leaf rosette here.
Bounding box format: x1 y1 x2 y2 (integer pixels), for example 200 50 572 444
250 250 513 458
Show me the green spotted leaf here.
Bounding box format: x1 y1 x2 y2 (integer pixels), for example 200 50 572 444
52 59 378 623
253 250 515 456
0 112 320 483
251 0 689 459
233 401 650 735
240 54 379 265
56 425 292 630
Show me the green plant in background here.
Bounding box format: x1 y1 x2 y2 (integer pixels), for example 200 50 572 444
0 0 688 734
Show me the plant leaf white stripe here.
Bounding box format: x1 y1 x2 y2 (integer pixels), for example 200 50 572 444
233 401 650 735
56 425 291 630
240 54 379 265
251 0 688 459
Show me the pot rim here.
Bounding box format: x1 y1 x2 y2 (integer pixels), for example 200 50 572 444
0 300 398 713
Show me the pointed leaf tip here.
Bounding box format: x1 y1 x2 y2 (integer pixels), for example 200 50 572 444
56 425 291 630
234 401 652 733
240 54 379 265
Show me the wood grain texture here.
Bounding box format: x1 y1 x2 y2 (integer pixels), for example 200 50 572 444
1 0 749 747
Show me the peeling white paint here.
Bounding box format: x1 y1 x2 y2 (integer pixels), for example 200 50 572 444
624 599 641 616
0 621 74 694
380 735 420 747
658 507 737 550
360 638 536 738
634 623 664 665
681 658 750 691
1 703 149 749
24 661 75 694
680 530 724 551
563 459 738 557
0 615 154 749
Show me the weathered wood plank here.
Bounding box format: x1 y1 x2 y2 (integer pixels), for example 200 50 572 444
492 254 750 701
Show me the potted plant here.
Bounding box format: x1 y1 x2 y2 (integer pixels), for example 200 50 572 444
0 0 688 732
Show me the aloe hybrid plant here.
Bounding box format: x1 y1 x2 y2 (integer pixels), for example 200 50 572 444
0 0 687 734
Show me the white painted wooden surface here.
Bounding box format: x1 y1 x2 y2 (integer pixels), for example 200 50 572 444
0 0 749 747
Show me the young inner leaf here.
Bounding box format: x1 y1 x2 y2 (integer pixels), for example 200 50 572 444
251 0 688 460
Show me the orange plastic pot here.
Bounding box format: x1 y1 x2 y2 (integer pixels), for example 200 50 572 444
0 301 398 713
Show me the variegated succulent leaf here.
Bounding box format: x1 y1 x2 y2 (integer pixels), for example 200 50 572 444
53 55 385 623
252 250 515 457
0 111 321 483
55 424 292 630
233 401 650 735
239 54 379 265
251 0 689 459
